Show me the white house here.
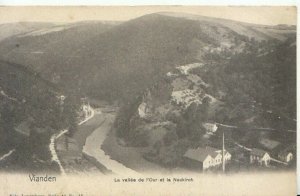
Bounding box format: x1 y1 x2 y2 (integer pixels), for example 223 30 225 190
79 97 92 119
81 103 92 119
250 148 271 166
205 146 232 164
183 146 231 170
213 153 223 166
203 123 218 135
138 102 149 118
183 148 214 170
278 151 293 163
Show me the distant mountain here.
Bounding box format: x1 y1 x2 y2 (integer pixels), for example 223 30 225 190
159 12 295 41
0 22 57 42
0 13 295 102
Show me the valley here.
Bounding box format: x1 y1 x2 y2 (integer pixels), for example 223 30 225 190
0 11 296 175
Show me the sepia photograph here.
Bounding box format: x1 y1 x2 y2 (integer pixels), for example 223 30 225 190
0 6 297 195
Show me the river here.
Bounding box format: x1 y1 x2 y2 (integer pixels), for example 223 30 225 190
82 113 139 176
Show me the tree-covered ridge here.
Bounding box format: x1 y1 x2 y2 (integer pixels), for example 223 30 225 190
198 37 296 128
0 60 81 172
114 35 296 168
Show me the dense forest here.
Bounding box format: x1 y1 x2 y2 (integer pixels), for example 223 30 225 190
0 60 81 172
114 35 296 168
199 37 296 128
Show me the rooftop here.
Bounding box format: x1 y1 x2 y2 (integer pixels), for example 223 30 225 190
251 148 268 157
184 146 224 162
184 148 212 162
278 151 292 157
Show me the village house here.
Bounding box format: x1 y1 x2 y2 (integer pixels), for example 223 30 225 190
183 146 231 171
205 146 232 163
203 123 218 135
81 103 92 119
56 95 66 113
259 138 280 150
14 117 40 137
14 118 48 137
278 151 293 163
80 98 92 119
183 148 214 170
14 119 32 137
250 148 271 166
138 102 150 118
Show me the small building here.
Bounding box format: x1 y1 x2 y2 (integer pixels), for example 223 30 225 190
14 117 36 137
183 146 231 171
138 102 151 118
14 120 31 137
278 151 293 163
250 148 271 166
183 148 214 170
205 146 232 163
55 94 66 106
259 138 280 150
80 102 92 119
203 123 218 135
14 118 48 137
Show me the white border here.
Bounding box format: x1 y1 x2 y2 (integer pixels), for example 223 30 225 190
0 0 298 194
0 0 297 6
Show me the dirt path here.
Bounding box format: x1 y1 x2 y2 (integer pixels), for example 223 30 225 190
50 106 95 175
0 149 15 162
49 130 67 175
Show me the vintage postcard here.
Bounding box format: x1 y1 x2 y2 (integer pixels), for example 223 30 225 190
0 6 297 195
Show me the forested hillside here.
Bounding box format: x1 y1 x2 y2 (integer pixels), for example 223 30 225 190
0 14 295 102
0 60 80 172
114 30 296 168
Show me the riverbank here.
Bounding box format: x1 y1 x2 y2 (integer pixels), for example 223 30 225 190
55 110 108 175
101 121 170 174
83 113 139 175
56 105 172 175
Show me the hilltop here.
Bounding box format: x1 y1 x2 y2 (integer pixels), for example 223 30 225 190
0 13 295 102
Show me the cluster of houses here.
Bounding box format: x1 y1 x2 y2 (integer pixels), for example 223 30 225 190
183 145 294 171
183 122 295 171
249 148 293 166
249 148 271 166
203 123 218 135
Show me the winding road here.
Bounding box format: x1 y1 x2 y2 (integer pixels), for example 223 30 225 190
49 131 67 175
0 149 15 162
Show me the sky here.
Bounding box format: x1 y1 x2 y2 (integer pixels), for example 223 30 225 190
0 6 297 25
